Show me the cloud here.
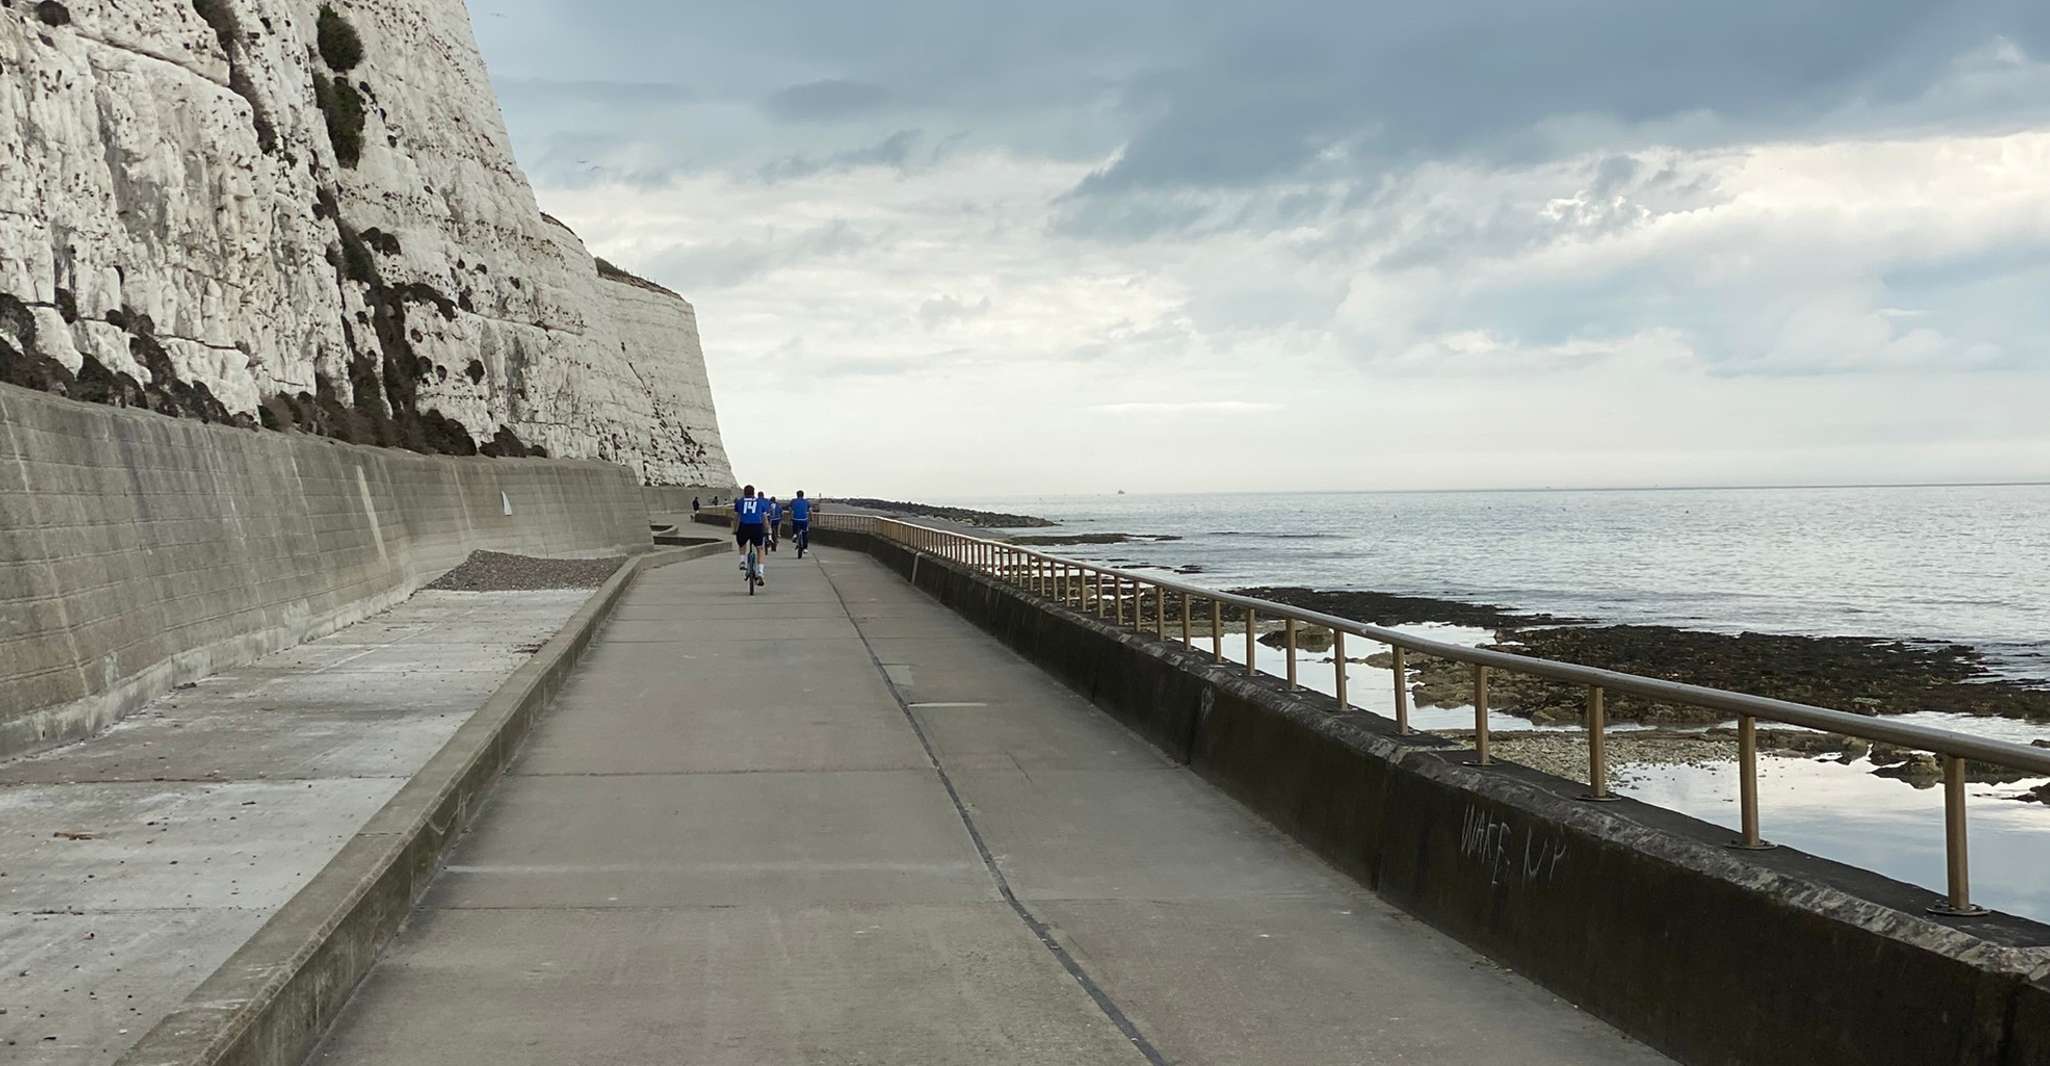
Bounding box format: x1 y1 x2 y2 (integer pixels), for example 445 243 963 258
482 2 2050 493
918 294 992 328
757 129 924 182
493 77 694 106
762 78 893 122
1088 401 1281 415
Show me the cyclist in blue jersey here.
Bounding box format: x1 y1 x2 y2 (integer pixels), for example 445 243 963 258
766 496 782 551
733 485 770 584
789 491 812 555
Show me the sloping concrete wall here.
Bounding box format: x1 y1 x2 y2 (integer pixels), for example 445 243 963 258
819 526 2050 1066
0 384 650 757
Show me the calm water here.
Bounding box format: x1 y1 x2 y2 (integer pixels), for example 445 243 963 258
940 484 2050 678
937 484 2050 921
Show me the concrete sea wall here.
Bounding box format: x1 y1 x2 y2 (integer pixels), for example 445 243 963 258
645 484 739 518
0 384 651 757
818 526 2050 1066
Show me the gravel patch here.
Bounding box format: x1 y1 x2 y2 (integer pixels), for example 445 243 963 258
425 550 625 592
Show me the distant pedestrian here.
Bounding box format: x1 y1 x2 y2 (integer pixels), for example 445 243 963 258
691 496 700 513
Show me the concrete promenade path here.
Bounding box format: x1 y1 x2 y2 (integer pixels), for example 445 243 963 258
313 548 1671 1064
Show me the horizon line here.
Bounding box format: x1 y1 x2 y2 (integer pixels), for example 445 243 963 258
921 478 2050 501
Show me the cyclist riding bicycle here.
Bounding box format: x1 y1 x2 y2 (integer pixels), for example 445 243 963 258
766 495 782 551
790 491 812 553
733 485 770 585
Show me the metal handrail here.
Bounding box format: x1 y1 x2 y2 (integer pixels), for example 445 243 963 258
816 511 2050 916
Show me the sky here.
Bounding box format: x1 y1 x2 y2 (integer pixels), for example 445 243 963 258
470 1 2050 497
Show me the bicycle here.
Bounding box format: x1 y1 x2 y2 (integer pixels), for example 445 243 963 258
794 523 810 558
743 541 763 595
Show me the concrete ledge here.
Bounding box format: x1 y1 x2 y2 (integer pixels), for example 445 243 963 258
113 541 726 1066
0 384 660 760
818 528 2050 1066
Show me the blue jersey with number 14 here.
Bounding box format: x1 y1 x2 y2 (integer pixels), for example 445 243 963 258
735 496 769 526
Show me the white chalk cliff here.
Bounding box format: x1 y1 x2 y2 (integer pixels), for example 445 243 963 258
0 0 732 486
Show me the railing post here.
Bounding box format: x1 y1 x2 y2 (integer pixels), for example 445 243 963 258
1211 601 1223 662
1114 575 1125 625
1581 685 1618 801
1244 607 1257 677
1471 664 1490 766
1729 716 1774 850
1156 588 1168 638
1930 755 1988 916
1391 645 1410 734
1334 631 1348 709
1180 595 1191 646
1285 619 1298 691
1135 584 1147 630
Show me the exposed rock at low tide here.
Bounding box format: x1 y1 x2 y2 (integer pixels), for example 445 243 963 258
1460 728 2047 793
832 499 1055 528
1235 586 2050 725
1007 532 1183 546
1229 587 1586 629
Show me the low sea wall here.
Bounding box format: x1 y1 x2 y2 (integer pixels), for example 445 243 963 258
816 526 2050 1066
644 485 738 518
0 385 652 758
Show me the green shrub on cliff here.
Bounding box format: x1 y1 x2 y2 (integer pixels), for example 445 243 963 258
313 74 366 167
317 6 365 71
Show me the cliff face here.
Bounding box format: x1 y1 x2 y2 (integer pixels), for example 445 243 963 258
0 0 732 487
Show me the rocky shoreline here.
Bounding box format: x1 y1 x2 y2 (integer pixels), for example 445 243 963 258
1232 586 2050 726
1007 532 1183 546
1464 729 2050 802
830 498 1055 528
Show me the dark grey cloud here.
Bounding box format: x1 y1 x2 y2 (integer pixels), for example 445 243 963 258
477 0 2050 237
763 79 892 122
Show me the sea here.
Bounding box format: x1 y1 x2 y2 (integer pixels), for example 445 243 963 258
935 483 2050 921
